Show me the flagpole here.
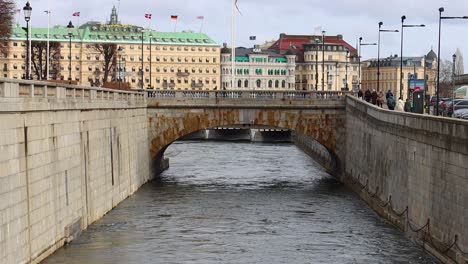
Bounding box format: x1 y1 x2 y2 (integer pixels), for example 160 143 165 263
28 17 31 80
231 0 235 90
46 9 50 80
174 18 178 32
200 18 204 33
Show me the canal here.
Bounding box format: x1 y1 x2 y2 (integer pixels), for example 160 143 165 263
42 141 438 264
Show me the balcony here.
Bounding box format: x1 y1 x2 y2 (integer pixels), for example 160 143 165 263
176 72 190 77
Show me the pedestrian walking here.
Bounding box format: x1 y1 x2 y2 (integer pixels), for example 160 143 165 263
371 90 378 105
358 89 363 99
404 98 411 112
386 95 396 110
396 97 405 111
377 91 385 108
364 89 371 103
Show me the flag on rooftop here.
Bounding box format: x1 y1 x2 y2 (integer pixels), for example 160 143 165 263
145 14 152 19
72 12 80 17
171 15 178 20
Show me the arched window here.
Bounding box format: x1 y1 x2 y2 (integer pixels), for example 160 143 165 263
238 80 242 88
275 80 279 88
268 80 273 88
282 80 286 88
256 79 261 88
244 80 249 88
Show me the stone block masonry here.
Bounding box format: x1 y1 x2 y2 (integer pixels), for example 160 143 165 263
0 79 150 264
345 95 468 264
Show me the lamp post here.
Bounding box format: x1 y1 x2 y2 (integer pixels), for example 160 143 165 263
23 2 32 80
345 50 349 91
315 38 320 90
67 21 74 84
149 33 153 89
358 37 377 91
377 22 399 92
322 30 326 91
140 28 144 89
117 46 123 89
400 15 425 100
436 7 468 116
452 53 456 104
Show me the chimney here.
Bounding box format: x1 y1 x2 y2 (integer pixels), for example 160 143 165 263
337 34 343 40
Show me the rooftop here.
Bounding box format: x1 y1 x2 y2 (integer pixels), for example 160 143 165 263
10 24 218 46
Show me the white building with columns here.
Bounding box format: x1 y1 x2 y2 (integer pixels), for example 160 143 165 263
220 45 296 90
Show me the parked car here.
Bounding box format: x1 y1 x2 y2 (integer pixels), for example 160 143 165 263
453 108 468 119
444 99 468 117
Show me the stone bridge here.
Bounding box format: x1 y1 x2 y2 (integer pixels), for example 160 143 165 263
0 79 467 264
146 90 349 176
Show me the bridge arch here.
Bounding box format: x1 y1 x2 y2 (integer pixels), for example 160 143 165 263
148 107 346 177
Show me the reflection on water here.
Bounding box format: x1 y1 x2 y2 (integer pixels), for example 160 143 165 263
42 141 438 264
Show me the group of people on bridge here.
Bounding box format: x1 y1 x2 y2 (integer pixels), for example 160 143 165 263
358 89 413 112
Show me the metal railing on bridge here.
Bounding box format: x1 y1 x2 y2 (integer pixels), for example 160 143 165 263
145 90 352 100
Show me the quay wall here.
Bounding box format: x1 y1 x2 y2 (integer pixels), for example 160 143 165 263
345 95 468 264
0 80 150 264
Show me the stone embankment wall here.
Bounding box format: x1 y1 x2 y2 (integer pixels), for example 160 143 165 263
345 95 468 264
292 132 335 174
0 80 150 264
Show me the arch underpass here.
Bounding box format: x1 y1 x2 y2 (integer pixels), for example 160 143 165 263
147 96 347 178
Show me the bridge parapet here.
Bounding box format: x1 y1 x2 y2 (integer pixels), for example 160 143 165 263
146 89 353 108
0 78 146 112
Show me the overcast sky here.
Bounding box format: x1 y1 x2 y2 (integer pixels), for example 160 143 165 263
16 0 468 70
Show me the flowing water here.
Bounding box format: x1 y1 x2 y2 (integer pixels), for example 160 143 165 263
43 141 438 264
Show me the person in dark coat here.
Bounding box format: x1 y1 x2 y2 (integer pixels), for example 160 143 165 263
404 99 412 112
364 89 372 102
358 89 363 99
371 90 378 105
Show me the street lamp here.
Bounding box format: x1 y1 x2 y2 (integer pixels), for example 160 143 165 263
400 15 425 100
378 22 399 92
314 38 320 90
140 28 144 89
23 2 32 80
117 46 123 89
345 50 349 91
322 30 326 91
67 21 74 84
358 37 377 91
452 53 456 102
436 7 468 116
149 33 153 89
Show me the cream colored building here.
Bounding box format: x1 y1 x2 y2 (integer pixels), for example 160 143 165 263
220 45 296 90
268 34 359 91
1 7 220 90
297 42 359 91
361 50 437 100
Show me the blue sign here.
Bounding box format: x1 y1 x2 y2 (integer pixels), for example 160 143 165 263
409 79 425 91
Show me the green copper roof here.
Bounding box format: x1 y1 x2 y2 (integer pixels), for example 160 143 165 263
10 23 218 46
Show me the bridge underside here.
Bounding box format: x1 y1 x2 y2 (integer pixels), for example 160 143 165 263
148 107 346 177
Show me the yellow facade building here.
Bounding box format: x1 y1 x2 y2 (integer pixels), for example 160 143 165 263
1 7 220 90
361 50 437 100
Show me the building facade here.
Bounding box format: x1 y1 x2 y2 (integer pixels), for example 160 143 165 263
220 45 296 90
361 50 437 100
269 33 359 91
1 7 221 90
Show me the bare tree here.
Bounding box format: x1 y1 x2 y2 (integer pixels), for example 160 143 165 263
432 60 454 97
0 0 15 56
92 43 117 83
29 41 61 80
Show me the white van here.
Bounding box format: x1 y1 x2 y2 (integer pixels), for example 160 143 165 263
454 86 468 99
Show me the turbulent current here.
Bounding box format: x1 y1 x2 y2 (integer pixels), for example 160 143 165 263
42 141 438 264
